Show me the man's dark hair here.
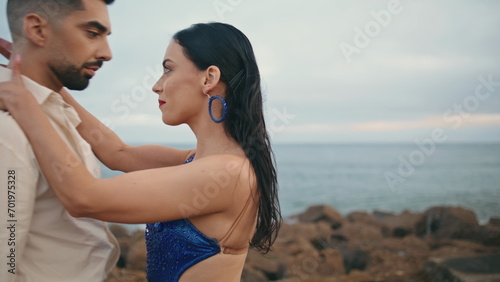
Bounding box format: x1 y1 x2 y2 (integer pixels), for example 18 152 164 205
7 0 114 41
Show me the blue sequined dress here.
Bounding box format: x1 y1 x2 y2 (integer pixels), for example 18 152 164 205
144 155 221 281
145 218 221 281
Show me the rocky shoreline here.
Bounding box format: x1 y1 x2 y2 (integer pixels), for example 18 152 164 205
105 205 500 281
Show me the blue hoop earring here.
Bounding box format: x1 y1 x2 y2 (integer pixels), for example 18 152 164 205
208 95 227 123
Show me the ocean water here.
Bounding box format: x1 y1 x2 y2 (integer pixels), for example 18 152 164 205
101 143 500 225
274 143 500 223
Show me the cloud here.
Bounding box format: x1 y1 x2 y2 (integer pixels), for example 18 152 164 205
352 114 500 132
1 1 499 143
284 114 500 134
369 54 476 72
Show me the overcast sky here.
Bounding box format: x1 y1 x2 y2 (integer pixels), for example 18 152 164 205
1 0 499 144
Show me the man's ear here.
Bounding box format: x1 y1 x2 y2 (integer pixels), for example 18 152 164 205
23 14 49 47
201 65 221 94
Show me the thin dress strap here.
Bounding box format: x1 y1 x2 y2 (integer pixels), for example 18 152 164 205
219 195 255 254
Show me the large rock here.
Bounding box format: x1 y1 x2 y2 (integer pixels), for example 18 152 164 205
338 245 370 273
108 225 146 269
424 254 500 282
106 267 147 282
489 217 500 227
335 222 384 243
274 222 335 255
108 225 131 267
254 219 347 280
366 236 430 277
475 224 500 246
316 248 346 276
126 237 147 271
107 205 500 281
427 238 499 258
244 250 287 280
336 270 373 282
415 206 480 240
346 211 381 227
372 210 395 221
296 205 346 229
109 224 131 239
274 236 317 257
377 210 423 238
241 267 268 282
347 210 424 238
287 221 334 242
282 248 346 279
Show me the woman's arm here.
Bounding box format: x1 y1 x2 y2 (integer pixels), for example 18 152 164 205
0 57 248 223
59 89 192 172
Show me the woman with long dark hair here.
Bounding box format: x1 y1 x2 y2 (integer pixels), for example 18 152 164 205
0 22 281 281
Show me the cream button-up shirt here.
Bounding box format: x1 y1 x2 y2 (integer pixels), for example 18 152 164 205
0 67 119 282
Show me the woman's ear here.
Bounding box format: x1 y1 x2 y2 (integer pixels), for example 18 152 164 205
23 14 49 47
201 65 221 94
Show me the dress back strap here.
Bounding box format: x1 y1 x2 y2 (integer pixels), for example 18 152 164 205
219 195 255 254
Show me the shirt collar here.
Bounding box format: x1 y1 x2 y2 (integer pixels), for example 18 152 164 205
0 66 55 105
0 66 82 127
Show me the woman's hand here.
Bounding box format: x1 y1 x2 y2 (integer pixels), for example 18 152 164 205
0 55 39 114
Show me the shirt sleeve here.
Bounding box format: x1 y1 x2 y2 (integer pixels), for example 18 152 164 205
0 141 38 282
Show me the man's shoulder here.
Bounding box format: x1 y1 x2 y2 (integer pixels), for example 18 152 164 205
0 66 10 80
0 68 49 150
0 111 31 151
0 111 39 173
0 66 53 104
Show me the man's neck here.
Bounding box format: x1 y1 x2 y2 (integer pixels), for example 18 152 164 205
14 51 63 93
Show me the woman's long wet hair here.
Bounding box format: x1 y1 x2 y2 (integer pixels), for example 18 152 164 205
174 22 281 253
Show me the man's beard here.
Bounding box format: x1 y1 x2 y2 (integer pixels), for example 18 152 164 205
49 61 103 91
